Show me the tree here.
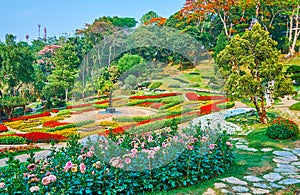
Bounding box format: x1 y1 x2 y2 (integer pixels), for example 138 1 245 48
0 34 34 96
217 23 294 124
124 75 138 89
140 11 160 25
117 54 144 73
47 43 80 102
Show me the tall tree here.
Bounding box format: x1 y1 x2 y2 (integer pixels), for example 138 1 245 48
47 43 80 101
140 11 160 25
217 23 293 124
0 34 34 96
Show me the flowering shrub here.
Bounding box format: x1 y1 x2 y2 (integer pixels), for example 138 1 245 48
129 93 182 99
3 112 51 122
43 121 71 128
0 122 233 194
0 124 8 133
0 132 66 143
267 117 299 139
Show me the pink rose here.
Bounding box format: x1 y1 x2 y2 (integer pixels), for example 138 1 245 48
64 161 73 171
209 144 216 150
124 158 131 164
48 175 56 182
186 145 194 150
30 186 40 192
87 151 94 158
226 141 233 148
80 163 86 173
0 182 5 189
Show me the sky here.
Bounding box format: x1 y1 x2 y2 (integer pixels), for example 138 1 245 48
0 0 185 42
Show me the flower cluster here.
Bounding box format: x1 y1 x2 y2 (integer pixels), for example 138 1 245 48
38 45 61 56
185 92 226 101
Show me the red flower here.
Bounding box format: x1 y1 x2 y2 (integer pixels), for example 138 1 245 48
0 132 66 143
0 124 8 133
51 109 59 113
129 93 182 100
4 112 51 122
43 121 71 128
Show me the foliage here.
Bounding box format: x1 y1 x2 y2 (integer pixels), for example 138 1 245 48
0 136 26 144
117 54 144 74
217 23 293 124
266 118 299 140
286 65 300 85
0 124 233 194
124 75 138 89
0 145 41 159
149 81 163 90
140 11 160 24
217 102 235 109
289 101 300 111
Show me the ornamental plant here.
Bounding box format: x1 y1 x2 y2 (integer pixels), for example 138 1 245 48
0 122 233 194
267 117 299 140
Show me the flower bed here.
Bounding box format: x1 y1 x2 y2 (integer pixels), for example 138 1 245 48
185 92 227 101
3 112 51 122
66 98 122 109
0 122 234 194
0 132 66 143
129 92 182 99
43 121 71 128
0 145 41 158
0 124 8 133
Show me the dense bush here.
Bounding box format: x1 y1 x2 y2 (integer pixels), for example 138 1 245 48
217 102 235 109
0 122 233 194
267 118 299 139
0 136 26 144
141 81 151 88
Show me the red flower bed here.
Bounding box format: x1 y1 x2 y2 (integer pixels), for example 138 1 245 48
185 92 227 101
3 112 51 122
129 93 182 100
51 109 59 113
67 98 122 109
151 103 165 109
0 132 67 143
43 121 71 128
185 92 199 101
136 102 153 107
0 124 8 133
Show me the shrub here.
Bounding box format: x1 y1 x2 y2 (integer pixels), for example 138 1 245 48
267 118 299 139
0 124 8 133
0 136 26 144
289 102 300 111
141 81 151 88
149 81 163 90
168 84 181 88
217 102 235 109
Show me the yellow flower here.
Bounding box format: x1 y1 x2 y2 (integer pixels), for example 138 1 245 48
71 164 78 173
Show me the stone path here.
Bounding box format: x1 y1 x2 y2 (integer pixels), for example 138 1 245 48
204 138 300 195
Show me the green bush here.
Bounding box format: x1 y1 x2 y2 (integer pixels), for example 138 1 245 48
57 110 71 116
289 102 300 111
0 136 26 144
266 118 299 140
141 81 151 88
150 81 163 90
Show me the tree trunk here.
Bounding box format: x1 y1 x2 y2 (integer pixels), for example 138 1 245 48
290 5 300 57
218 12 229 38
98 91 101 100
65 88 68 102
252 97 268 124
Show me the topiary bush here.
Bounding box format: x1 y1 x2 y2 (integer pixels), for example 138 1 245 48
289 102 300 111
0 136 26 144
266 118 299 140
149 81 163 91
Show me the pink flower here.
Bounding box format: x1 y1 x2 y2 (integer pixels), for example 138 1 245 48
80 163 86 173
209 144 216 150
117 163 124 168
30 186 40 192
153 146 160 152
131 148 138 154
173 136 178 141
141 142 145 148
186 145 194 150
87 151 94 158
90 146 95 151
64 161 73 171
162 142 167 148
124 158 131 164
42 176 51 185
226 141 233 148
111 159 119 167
28 163 36 171
45 172 51 176
48 175 57 182
0 182 5 189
